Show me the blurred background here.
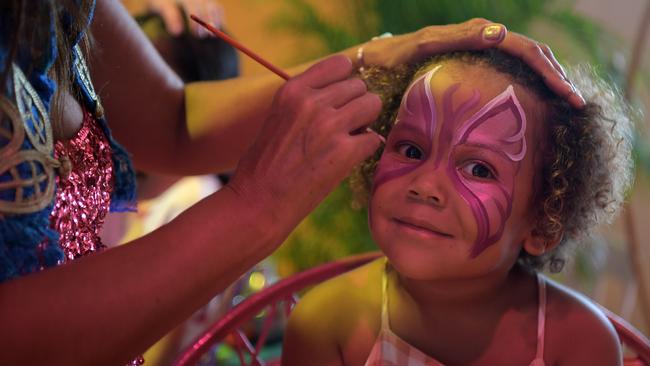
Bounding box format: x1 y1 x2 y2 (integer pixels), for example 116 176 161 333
113 0 650 364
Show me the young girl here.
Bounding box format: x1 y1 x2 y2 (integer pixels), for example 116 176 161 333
282 49 634 366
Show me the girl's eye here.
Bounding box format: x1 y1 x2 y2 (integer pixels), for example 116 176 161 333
462 162 496 180
397 143 423 160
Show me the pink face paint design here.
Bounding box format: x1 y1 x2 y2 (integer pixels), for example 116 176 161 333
373 67 440 191
372 66 527 258
434 85 481 169
454 85 527 161
447 85 527 257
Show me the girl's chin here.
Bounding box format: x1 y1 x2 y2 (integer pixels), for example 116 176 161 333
386 253 452 280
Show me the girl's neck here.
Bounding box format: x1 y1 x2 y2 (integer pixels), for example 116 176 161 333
393 264 526 313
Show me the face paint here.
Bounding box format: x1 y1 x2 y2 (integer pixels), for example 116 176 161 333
447 85 527 257
373 66 441 191
372 66 527 257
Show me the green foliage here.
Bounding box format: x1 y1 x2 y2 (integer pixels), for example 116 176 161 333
635 130 650 174
544 10 604 63
269 0 361 55
271 0 618 70
373 0 543 34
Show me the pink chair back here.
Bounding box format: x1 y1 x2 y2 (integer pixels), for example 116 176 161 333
174 252 650 366
173 252 382 366
598 306 650 365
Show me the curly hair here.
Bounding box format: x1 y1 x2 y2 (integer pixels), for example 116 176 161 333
350 49 635 273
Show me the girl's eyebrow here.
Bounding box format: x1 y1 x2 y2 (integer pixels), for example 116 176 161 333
392 121 428 137
459 142 512 162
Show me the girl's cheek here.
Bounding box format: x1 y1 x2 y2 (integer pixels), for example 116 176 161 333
451 166 517 257
372 154 419 193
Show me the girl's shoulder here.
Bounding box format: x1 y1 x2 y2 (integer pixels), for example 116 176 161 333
285 259 384 338
288 257 385 330
282 257 386 365
543 276 622 365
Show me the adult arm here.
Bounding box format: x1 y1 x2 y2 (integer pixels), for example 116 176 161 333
91 0 581 176
0 54 381 365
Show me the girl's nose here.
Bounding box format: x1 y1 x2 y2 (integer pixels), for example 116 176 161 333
406 168 447 207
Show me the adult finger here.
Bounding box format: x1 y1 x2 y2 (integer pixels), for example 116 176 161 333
184 0 202 36
177 0 217 36
539 44 586 107
417 19 507 56
497 33 585 108
342 131 383 167
315 78 367 109
295 55 354 89
335 93 382 134
157 3 184 36
538 43 586 107
540 43 567 80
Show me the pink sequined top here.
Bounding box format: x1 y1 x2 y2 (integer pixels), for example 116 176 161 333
49 109 113 261
47 110 145 366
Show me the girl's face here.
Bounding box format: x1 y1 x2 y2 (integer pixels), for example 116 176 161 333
369 62 543 280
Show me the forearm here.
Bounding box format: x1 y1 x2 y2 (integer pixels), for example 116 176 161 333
179 53 340 174
176 73 283 174
91 0 362 176
92 1 581 176
92 0 311 175
0 187 283 365
175 52 361 175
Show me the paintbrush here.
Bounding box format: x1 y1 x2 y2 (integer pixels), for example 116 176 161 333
190 14 289 80
189 14 385 143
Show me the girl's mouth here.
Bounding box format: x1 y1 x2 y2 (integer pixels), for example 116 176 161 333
393 217 454 238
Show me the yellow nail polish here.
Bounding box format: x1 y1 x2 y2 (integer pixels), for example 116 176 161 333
483 24 505 41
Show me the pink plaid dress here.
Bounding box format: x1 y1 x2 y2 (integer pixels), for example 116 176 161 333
364 264 547 366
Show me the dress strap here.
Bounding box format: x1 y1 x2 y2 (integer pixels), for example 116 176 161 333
380 259 390 330
530 272 547 366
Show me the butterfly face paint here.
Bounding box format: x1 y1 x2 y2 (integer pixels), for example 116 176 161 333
372 66 527 258
373 66 442 189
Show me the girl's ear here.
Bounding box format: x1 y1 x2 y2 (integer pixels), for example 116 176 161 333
522 229 563 256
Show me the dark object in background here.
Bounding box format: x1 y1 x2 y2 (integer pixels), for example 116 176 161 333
136 12 238 191
136 12 240 82
158 26 240 82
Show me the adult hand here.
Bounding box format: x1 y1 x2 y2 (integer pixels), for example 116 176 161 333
360 18 585 109
227 55 382 226
144 0 224 37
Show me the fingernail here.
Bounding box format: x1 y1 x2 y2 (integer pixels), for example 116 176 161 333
574 93 586 107
570 83 586 107
482 24 505 42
